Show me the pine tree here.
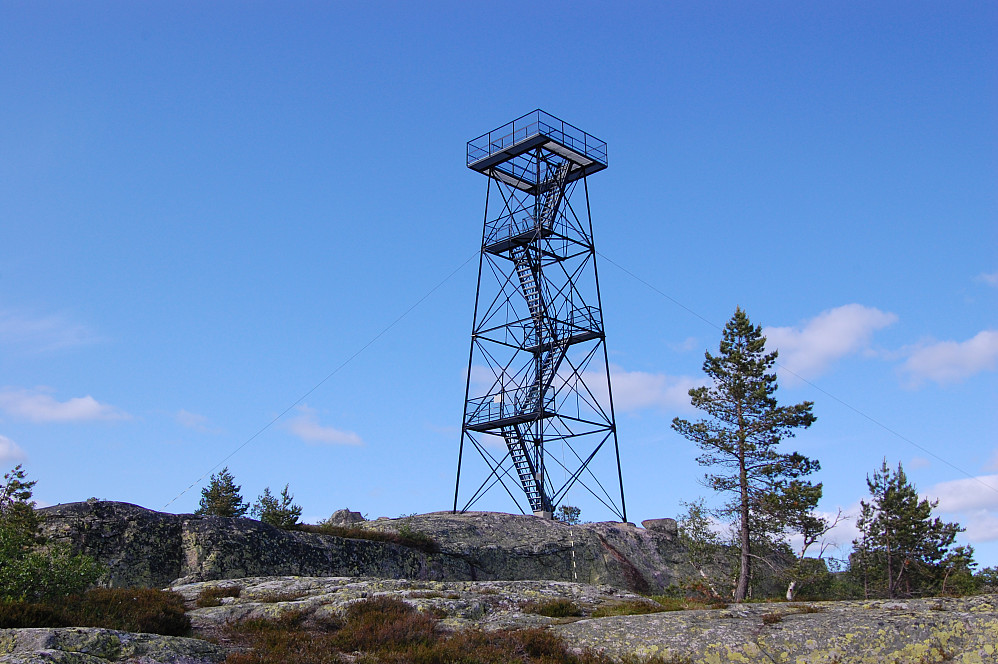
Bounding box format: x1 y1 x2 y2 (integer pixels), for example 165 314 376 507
672 308 818 601
852 460 963 598
251 484 303 528
196 467 248 517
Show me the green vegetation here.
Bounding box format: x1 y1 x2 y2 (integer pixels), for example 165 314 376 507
671 308 818 602
0 465 102 602
251 484 303 528
0 587 190 635
297 520 439 553
196 467 249 517
590 600 665 618
222 596 676 664
520 598 583 618
851 460 965 598
648 595 727 611
554 505 582 525
196 584 241 607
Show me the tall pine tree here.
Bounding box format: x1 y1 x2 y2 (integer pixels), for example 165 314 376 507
672 308 818 601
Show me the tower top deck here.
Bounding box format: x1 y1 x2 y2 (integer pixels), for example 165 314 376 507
467 110 607 193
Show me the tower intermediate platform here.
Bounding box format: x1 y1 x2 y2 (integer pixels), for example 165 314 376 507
454 110 625 521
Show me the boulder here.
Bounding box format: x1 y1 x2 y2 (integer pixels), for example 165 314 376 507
0 627 226 664
323 509 365 526
640 518 678 536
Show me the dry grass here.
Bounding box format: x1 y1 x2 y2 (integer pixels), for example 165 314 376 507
222 596 684 664
520 598 584 618
0 588 190 636
591 600 666 618
649 596 728 612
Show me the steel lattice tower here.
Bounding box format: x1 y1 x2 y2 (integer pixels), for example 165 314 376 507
454 110 625 521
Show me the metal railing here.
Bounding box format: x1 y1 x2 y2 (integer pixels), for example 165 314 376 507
467 110 608 168
466 387 555 428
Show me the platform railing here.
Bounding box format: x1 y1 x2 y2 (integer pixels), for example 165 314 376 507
467 109 607 168
466 387 555 428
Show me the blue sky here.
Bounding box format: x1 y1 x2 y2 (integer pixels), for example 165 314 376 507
2 2 996 567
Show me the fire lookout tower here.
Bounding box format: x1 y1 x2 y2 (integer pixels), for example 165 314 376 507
454 110 626 521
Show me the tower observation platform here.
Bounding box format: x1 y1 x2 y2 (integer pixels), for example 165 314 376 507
454 110 625 521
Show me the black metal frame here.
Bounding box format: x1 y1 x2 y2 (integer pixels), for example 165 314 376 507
454 111 626 521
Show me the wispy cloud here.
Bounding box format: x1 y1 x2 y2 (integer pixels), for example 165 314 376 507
924 474 998 543
0 387 129 422
0 435 26 464
900 329 998 386
975 271 998 287
283 405 362 446
605 365 703 413
763 304 897 384
924 474 998 513
175 409 223 434
0 309 102 353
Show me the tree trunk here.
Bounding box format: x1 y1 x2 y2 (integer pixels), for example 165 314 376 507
735 442 750 602
786 580 796 601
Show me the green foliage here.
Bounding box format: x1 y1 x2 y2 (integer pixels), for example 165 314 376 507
671 309 818 601
851 460 964 598
251 485 302 528
196 467 249 517
0 465 102 602
676 498 731 599
520 598 583 617
975 565 998 592
554 505 582 525
0 587 190 636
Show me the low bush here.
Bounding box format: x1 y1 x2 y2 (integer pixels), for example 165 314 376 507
591 600 665 618
196 585 241 607
0 588 190 636
223 596 681 664
649 596 728 611
520 598 583 618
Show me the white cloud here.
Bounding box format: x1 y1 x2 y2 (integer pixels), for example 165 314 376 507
763 304 897 384
0 309 101 352
900 330 998 386
907 457 931 470
606 365 703 413
962 510 998 542
175 410 223 434
0 387 129 422
283 405 362 446
924 475 998 513
976 271 998 287
668 337 700 353
0 435 26 464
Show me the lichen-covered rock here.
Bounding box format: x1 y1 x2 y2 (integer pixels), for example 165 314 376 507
322 509 365 526
552 594 998 663
640 518 678 536
171 576 652 633
0 628 226 664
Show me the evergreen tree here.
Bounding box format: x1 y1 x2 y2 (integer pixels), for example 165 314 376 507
672 308 818 601
553 505 581 525
251 484 303 528
852 460 963 598
0 465 102 600
196 467 248 517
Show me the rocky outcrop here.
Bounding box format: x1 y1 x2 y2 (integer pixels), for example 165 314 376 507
38 501 785 595
553 594 998 663
0 627 226 664
178 577 998 662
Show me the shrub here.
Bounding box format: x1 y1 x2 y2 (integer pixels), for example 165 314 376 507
521 598 583 618
197 585 241 607
591 600 665 618
0 588 190 636
761 611 783 625
0 466 103 602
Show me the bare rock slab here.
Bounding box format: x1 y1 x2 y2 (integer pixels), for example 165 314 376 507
553 594 998 663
